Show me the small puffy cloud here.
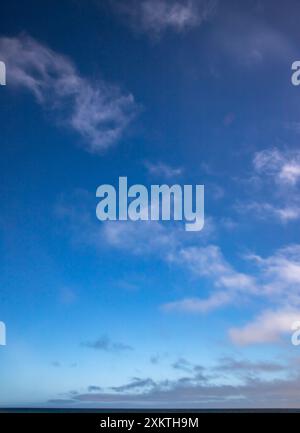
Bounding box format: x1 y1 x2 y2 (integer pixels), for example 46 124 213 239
81 335 133 352
171 358 205 379
253 148 300 187
280 164 300 186
88 386 102 392
235 148 300 224
0 35 138 153
172 357 192 372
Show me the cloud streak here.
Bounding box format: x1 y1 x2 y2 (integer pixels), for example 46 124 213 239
254 148 300 187
0 35 138 153
163 245 257 313
81 335 133 352
229 309 300 346
145 161 183 179
111 0 217 37
48 357 300 408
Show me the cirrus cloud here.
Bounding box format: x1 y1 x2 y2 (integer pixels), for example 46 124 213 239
110 0 217 37
0 34 138 153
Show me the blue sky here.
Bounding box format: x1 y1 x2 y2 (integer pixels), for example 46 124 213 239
1 0 300 408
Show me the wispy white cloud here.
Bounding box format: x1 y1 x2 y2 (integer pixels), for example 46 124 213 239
254 148 300 187
0 35 138 152
228 245 300 345
235 148 300 224
111 0 217 37
163 242 300 325
236 201 300 223
163 245 257 313
102 219 180 255
229 309 300 346
145 161 183 179
248 245 300 298
174 246 255 291
163 291 233 314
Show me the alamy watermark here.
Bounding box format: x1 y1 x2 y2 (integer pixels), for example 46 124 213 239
0 321 6 346
0 61 6 86
291 321 300 346
96 177 205 232
291 61 300 86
